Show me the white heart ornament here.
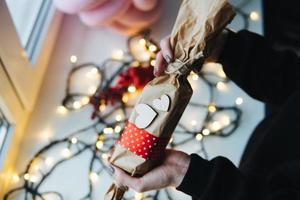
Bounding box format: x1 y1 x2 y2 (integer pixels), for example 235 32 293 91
152 94 171 112
135 104 157 129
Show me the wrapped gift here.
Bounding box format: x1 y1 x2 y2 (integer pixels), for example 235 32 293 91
105 0 235 199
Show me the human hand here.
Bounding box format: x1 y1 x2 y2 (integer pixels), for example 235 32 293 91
154 30 230 77
108 149 191 193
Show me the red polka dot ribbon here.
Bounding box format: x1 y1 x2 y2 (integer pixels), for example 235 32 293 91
116 122 170 160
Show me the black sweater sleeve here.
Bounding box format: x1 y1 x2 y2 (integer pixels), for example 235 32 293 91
177 154 300 200
218 30 300 106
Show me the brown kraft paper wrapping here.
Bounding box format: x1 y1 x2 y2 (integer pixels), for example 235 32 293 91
105 0 235 199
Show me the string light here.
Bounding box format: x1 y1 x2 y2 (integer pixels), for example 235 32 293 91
45 157 54 166
112 49 124 60
150 59 156 67
128 85 137 93
210 121 222 132
80 97 90 105
132 61 140 67
103 127 114 134
56 105 68 115
61 148 71 158
89 172 99 183
70 55 78 63
134 192 144 200
71 137 78 144
235 97 244 105
96 141 104 150
149 44 157 52
99 103 106 112
202 129 210 136
250 11 259 21
12 173 20 183
85 68 98 78
115 114 122 122
191 120 197 126
216 81 227 91
88 86 97 94
102 153 108 160
220 115 231 126
5 30 244 200
195 134 203 141
208 104 217 113
122 94 129 103
139 39 147 46
73 101 82 110
23 173 30 181
114 125 122 133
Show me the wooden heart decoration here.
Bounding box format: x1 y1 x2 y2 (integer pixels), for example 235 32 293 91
152 94 171 112
135 104 157 129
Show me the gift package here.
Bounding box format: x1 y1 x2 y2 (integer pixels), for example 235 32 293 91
105 0 235 199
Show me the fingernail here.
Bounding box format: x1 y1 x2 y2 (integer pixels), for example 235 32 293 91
153 68 158 76
108 165 115 175
164 55 172 63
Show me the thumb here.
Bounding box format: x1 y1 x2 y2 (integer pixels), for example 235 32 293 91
111 165 145 192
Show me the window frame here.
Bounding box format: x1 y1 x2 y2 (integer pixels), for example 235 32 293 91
0 1 63 196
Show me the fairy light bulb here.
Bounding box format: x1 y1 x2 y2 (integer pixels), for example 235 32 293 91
102 153 108 160
122 94 129 103
96 141 104 150
45 157 54 166
250 11 259 21
80 97 90 105
88 86 97 94
192 74 199 81
24 173 30 181
149 44 157 52
195 134 203 141
132 61 140 67
115 114 122 122
61 148 71 158
73 101 82 110
128 85 136 93
235 97 244 105
150 60 156 66
191 120 197 126
71 137 78 144
114 125 122 133
208 104 216 113
220 115 230 126
99 103 106 112
103 127 114 134
139 39 146 46
112 49 124 60
70 55 78 63
134 192 144 200
216 81 227 91
56 105 68 115
89 172 99 182
202 128 210 136
12 173 20 183
210 121 222 132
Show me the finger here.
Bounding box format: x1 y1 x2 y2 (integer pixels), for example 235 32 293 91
111 166 144 192
53 0 107 14
109 21 141 36
117 4 162 28
133 0 158 11
160 36 173 63
154 51 167 76
79 0 131 26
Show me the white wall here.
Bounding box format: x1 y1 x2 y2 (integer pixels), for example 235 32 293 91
12 0 264 199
